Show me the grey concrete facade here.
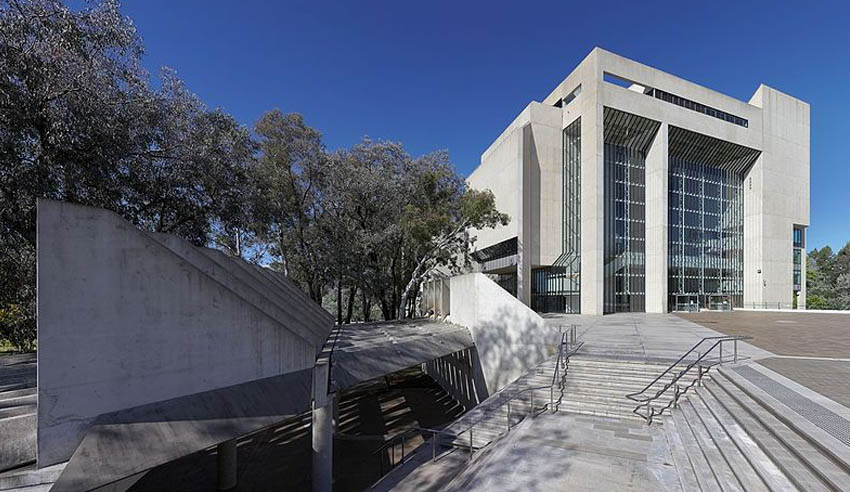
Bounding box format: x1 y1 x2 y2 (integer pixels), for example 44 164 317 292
36 199 332 474
467 48 810 315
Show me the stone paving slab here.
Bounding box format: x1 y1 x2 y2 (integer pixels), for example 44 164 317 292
545 313 772 362
677 311 850 358
444 411 681 491
758 358 850 409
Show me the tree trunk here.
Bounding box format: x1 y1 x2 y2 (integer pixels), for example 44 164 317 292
345 284 356 324
398 254 431 319
336 276 342 326
361 288 371 322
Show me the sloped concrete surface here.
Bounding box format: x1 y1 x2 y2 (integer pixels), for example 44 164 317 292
50 369 311 492
327 319 474 392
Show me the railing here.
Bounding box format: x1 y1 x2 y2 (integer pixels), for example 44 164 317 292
372 326 582 479
746 302 795 310
626 335 752 424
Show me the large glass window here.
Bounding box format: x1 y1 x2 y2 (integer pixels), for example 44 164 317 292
532 118 581 312
668 158 745 309
792 226 804 294
602 109 659 313
667 126 759 311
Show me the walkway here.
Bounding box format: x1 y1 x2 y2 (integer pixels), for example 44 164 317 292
543 312 773 362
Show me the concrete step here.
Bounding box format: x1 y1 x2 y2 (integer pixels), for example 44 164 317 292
0 405 36 420
0 388 35 401
563 367 683 384
672 403 724 492
707 374 839 491
719 367 850 475
556 400 641 420
0 413 36 473
562 378 662 393
686 394 770 492
559 390 635 407
695 384 796 492
664 413 701 491
0 383 31 394
0 395 36 410
569 358 689 373
0 463 65 491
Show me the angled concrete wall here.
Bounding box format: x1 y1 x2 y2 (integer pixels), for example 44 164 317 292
449 273 560 393
36 200 333 466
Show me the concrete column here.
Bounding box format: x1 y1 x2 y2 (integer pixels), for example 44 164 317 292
517 124 533 306
217 439 237 491
580 100 605 315
312 361 333 492
645 123 669 313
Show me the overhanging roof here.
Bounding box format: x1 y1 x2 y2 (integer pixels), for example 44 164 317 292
669 126 761 175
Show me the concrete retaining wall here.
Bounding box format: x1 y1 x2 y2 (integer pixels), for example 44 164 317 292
449 273 560 393
36 200 332 466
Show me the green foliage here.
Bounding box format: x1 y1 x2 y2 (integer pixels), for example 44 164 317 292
0 0 509 344
807 242 850 310
0 0 256 349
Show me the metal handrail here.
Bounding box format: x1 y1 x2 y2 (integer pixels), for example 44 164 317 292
373 327 583 478
626 335 751 424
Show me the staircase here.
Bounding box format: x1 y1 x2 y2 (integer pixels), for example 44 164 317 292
666 367 850 492
0 353 37 474
438 357 559 450
558 357 688 419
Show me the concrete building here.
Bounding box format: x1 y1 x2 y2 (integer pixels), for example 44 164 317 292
467 48 810 315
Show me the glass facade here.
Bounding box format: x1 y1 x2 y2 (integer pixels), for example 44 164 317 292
668 157 744 309
793 225 804 294
602 109 660 313
532 118 582 313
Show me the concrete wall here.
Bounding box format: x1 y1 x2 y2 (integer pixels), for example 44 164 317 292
746 85 810 307
36 200 332 466
467 102 562 305
448 273 560 393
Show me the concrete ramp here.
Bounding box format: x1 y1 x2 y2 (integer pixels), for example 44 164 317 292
449 273 561 394
36 200 333 487
326 319 475 392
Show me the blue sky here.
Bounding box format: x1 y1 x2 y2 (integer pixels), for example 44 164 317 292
121 0 849 250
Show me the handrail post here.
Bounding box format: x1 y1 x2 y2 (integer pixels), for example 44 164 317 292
734 339 738 363
531 389 535 414
720 341 723 364
469 428 474 460
507 400 511 430
401 435 405 464
674 384 680 408
550 383 554 412
432 432 437 460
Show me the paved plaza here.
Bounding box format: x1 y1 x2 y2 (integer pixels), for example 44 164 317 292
543 312 773 362
680 310 850 415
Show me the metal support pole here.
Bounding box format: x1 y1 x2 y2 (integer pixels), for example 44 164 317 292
734 339 738 363
401 435 405 463
720 342 723 364
507 401 511 430
432 433 437 460
469 428 474 460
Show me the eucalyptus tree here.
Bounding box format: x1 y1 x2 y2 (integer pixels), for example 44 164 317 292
0 0 256 349
396 152 508 317
251 110 331 304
